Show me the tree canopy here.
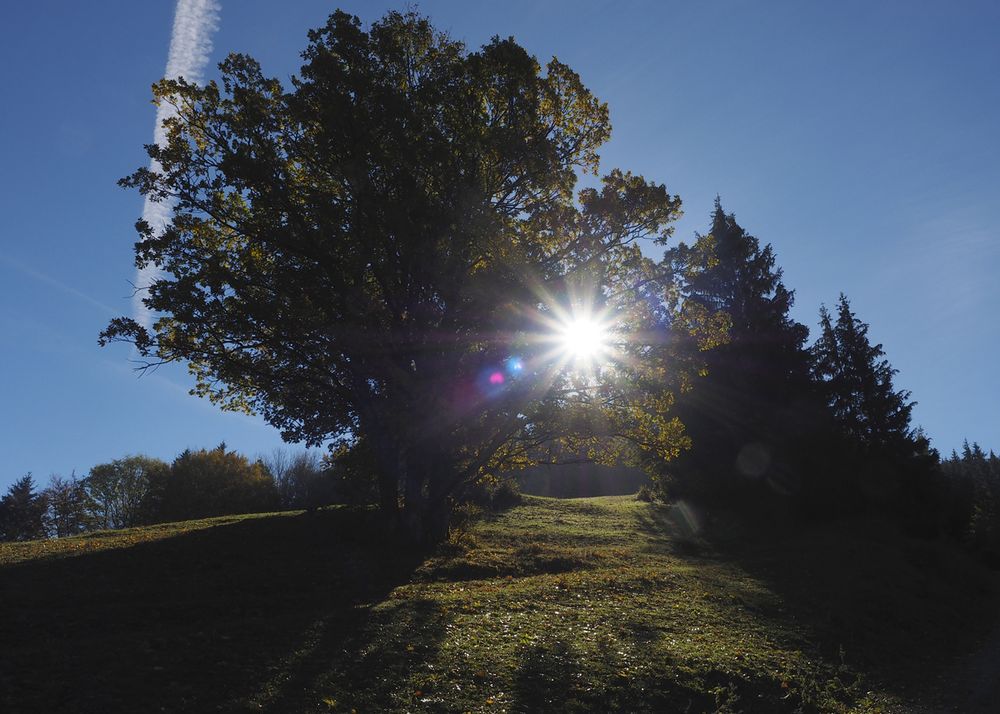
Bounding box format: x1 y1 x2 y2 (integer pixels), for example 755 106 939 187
101 10 691 539
86 455 168 530
142 446 277 522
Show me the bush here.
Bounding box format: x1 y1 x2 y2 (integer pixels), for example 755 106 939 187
462 476 522 512
636 484 656 502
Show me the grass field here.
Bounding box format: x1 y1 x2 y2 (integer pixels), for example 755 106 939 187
2 496 997 712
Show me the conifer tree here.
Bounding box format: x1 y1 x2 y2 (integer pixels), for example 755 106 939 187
662 199 817 502
941 441 1000 560
811 294 914 451
0 475 48 542
810 294 945 521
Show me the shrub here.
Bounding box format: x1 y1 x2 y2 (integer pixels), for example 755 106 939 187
636 484 656 502
463 476 522 512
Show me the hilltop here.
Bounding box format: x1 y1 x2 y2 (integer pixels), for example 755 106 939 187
2 496 997 712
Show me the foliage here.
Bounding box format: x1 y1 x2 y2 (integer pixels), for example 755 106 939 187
517 463 650 498
100 9 690 540
941 442 1000 563
319 439 381 506
659 199 819 504
810 295 940 522
42 473 90 537
812 294 914 451
265 449 335 510
143 445 278 523
85 455 168 530
0 475 47 542
460 473 523 512
635 484 656 502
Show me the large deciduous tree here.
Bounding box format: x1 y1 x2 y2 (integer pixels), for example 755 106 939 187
85 455 168 530
42 474 90 538
101 10 687 539
142 446 278 523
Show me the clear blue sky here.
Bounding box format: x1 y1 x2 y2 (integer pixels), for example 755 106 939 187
2 1 998 490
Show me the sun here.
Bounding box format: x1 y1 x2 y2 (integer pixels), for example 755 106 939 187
557 313 612 366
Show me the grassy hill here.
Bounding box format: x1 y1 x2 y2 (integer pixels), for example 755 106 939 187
2 496 998 712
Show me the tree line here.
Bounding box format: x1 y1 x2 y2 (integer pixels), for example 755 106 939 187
16 189 997 561
93 8 994 545
642 198 999 565
0 446 339 542
941 443 1000 564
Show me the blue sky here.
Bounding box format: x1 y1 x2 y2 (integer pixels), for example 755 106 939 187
2 1 998 491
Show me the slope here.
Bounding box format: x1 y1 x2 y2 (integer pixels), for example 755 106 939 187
1 496 996 712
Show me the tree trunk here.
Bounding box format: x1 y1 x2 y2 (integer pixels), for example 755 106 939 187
397 452 453 545
369 428 401 528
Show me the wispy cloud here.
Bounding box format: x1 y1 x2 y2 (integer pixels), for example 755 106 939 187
0 250 118 316
135 0 222 329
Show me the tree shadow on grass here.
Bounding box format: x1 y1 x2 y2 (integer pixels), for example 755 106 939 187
631 500 712 558
0 508 437 713
632 501 1000 710
509 636 791 714
512 639 584 712
252 595 452 712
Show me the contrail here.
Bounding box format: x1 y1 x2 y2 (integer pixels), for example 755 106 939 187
135 0 222 330
0 251 118 316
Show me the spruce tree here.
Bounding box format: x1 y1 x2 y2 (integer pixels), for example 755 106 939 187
0 475 48 542
812 294 914 451
942 442 1000 559
663 199 817 502
810 294 943 521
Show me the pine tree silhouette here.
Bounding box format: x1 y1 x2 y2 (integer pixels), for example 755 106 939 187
665 199 817 502
812 294 914 450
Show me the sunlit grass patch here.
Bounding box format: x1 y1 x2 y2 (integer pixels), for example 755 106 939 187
3 495 997 712
0 510 302 566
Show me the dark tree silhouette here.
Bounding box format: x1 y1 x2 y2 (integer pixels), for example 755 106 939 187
661 199 818 502
0 475 47 542
810 294 941 522
101 10 687 540
812 294 914 450
42 474 90 537
85 455 168 530
142 446 278 523
942 442 1000 560
265 450 334 511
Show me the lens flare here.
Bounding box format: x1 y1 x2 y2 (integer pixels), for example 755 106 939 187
560 317 609 361
521 283 622 377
